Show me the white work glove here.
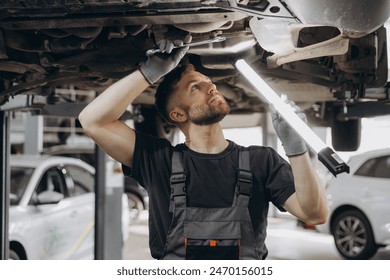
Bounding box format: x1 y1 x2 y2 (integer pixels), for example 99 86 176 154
270 101 308 157
139 35 192 84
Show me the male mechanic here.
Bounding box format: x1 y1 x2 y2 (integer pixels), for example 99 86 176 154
79 35 329 260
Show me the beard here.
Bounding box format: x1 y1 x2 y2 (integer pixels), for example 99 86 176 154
188 102 230 125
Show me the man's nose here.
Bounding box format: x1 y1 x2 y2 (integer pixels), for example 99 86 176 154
206 82 217 95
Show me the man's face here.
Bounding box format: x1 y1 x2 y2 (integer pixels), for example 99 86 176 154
172 70 230 125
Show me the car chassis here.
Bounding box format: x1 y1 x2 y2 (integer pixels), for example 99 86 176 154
0 0 390 151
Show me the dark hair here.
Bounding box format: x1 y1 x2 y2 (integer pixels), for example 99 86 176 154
155 64 195 124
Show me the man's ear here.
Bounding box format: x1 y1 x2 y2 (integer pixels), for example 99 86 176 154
169 107 187 123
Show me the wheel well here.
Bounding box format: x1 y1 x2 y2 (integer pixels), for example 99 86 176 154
10 241 27 260
329 205 370 232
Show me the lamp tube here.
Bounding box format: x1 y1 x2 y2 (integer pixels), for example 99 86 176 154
235 59 349 176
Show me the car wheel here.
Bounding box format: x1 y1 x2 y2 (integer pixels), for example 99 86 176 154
331 210 378 259
126 192 144 224
9 249 21 260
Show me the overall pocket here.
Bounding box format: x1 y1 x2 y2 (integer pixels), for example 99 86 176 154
185 238 240 260
184 219 241 260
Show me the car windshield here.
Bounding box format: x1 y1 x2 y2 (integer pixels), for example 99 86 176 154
10 166 34 205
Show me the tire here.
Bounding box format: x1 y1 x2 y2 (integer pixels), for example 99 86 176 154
133 106 177 142
331 210 378 260
126 192 144 224
9 249 21 260
331 115 361 151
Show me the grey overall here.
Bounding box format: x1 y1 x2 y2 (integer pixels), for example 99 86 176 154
160 149 262 260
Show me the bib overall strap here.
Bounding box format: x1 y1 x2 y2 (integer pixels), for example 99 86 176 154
235 149 253 208
169 150 186 212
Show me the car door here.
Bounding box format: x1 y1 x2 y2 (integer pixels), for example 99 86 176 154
62 164 95 259
25 165 77 259
353 155 390 233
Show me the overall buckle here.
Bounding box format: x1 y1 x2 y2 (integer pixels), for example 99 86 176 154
237 169 252 196
170 172 186 197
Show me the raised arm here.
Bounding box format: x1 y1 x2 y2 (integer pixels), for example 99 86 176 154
271 102 329 225
78 70 149 167
284 151 329 224
78 35 191 167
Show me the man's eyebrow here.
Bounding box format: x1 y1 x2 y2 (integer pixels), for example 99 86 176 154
185 79 199 89
185 77 212 88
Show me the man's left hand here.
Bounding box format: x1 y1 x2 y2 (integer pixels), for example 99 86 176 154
270 100 308 157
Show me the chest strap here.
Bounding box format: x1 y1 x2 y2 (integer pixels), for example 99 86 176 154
237 149 252 196
235 149 253 208
169 148 253 212
169 151 187 212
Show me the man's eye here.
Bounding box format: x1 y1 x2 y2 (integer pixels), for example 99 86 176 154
191 85 200 91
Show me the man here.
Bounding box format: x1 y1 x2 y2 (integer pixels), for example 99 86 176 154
79 35 329 260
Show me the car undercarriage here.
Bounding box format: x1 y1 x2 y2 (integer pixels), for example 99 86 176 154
1 0 390 151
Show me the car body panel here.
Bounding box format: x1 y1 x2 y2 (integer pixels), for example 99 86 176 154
10 196 95 259
283 0 390 34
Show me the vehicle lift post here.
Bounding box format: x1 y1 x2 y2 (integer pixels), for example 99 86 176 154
0 110 10 260
235 59 350 176
94 145 124 260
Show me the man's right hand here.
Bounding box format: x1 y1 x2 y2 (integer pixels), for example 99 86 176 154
140 35 192 84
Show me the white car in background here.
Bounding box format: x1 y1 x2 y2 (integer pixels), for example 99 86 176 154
42 144 149 224
316 149 390 259
9 155 129 260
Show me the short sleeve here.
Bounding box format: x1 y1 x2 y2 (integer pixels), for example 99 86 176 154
121 131 172 192
265 148 296 211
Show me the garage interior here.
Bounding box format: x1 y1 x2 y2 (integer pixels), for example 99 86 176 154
0 0 390 262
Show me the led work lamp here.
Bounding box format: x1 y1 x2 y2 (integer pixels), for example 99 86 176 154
235 59 350 176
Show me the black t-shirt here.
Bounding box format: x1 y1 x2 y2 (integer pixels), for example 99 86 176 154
122 131 296 259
